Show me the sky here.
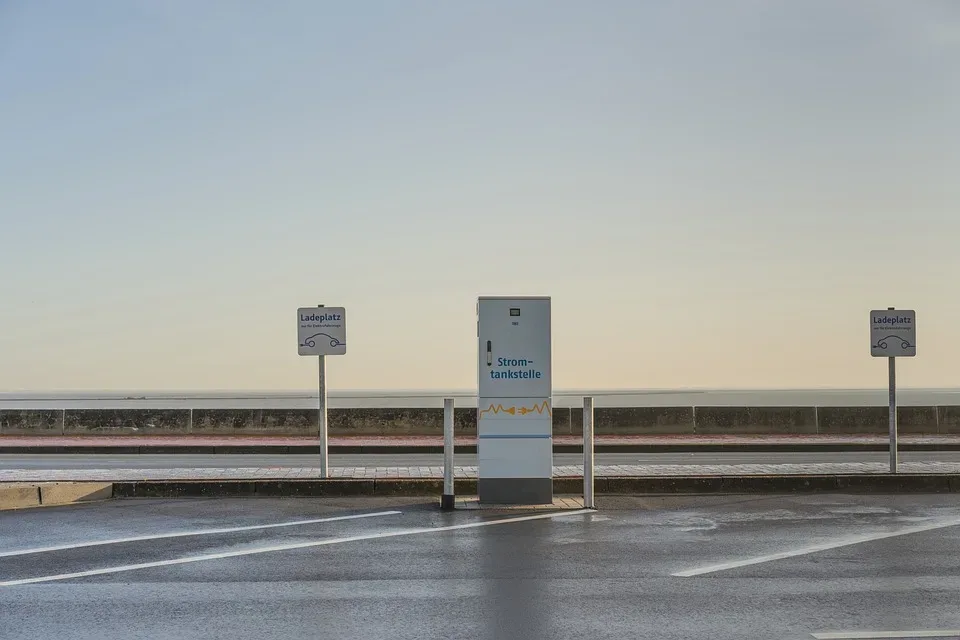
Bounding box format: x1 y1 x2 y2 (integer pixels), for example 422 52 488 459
1 0 959 392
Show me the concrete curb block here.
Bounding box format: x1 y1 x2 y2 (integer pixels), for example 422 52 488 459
4 443 960 455
109 474 960 498
112 479 478 498
0 484 41 510
39 482 114 506
0 482 114 510
596 475 960 493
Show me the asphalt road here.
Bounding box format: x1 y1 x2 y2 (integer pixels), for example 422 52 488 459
3 450 960 469
3 494 960 639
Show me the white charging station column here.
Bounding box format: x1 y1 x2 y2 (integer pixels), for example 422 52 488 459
477 296 553 504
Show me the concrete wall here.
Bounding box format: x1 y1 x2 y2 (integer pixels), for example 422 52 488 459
692 407 817 435
817 406 939 434
0 405 956 437
63 409 191 435
192 409 316 435
0 410 62 435
570 407 695 435
938 406 960 434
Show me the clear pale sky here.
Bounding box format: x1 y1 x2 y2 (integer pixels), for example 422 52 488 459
2 1 958 392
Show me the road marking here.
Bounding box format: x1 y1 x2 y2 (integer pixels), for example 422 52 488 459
0 509 591 586
672 517 960 577
812 631 960 639
0 510 402 559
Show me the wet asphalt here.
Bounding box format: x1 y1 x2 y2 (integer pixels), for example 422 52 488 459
1 494 960 639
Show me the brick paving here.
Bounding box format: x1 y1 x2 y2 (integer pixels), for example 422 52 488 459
3 461 960 483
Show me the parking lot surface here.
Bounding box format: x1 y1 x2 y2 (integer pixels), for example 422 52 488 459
2 494 960 639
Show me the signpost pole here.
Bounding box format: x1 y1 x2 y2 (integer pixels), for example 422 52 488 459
889 354 897 474
298 303 344 479
318 304 328 479
870 306 914 475
583 396 595 509
888 307 897 474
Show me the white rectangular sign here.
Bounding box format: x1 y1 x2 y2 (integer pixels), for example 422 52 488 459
870 309 916 357
298 307 346 356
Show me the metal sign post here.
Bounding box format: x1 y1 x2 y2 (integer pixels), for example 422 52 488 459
298 304 347 479
870 307 916 475
318 305 328 478
583 396 595 509
888 352 896 474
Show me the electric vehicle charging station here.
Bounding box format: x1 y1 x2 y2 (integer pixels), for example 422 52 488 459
477 296 553 504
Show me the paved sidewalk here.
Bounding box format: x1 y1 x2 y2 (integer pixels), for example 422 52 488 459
4 461 960 482
3 434 960 448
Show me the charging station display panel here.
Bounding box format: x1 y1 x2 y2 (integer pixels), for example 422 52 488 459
478 298 551 399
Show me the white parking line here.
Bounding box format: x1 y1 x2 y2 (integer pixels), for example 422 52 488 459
0 509 591 587
0 510 402 559
672 517 960 577
812 631 960 638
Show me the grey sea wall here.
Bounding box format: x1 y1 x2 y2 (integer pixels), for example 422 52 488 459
0 405 955 436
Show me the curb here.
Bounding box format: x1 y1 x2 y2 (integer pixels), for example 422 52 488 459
109 474 960 498
597 474 960 493
2 443 959 455
111 478 475 498
0 482 114 510
0 484 41 510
